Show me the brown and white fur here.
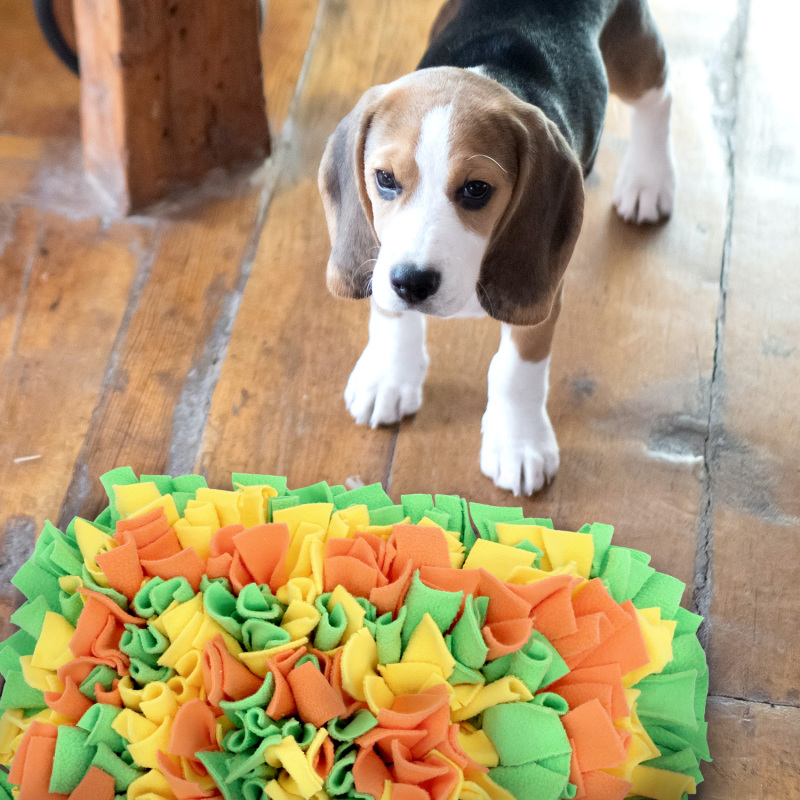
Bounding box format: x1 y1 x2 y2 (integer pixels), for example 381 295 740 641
319 0 674 495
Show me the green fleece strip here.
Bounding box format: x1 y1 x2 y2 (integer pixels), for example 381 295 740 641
450 594 489 670
468 503 524 543
368 505 407 526
314 596 348 652
173 473 208 493
401 571 463 647
232 473 287 495
12 559 61 610
50 724 95 793
328 710 379 742
133 576 194 618
78 703 125 751
333 484 393 511
139 475 174 494
9 596 50 639
292 481 335 505
636 670 699 729
401 494 435 524
373 607 406 665
434 494 463 534
587 522 614 576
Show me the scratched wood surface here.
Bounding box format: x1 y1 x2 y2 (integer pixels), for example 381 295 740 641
705 0 800 711
0 0 798 795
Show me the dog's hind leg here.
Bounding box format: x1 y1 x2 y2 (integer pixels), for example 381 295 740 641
601 0 675 223
345 298 429 428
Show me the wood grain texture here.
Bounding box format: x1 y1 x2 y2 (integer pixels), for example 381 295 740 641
706 0 800 706
389 0 734 589
261 0 320 135
73 0 270 213
702 697 800 799
0 0 798 794
58 0 320 522
198 0 443 491
0 214 151 528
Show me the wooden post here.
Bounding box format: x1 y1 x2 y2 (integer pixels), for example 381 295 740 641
72 0 271 214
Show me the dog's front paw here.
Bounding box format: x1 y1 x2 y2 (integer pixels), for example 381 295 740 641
480 401 559 496
345 345 428 428
613 148 675 224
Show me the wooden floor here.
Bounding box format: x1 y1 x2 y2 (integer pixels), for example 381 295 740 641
1 0 798 796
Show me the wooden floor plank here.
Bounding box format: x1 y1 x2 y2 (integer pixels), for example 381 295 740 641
0 207 37 377
198 0 443 490
388 0 735 589
707 0 800 706
0 212 152 536
262 0 319 134
702 697 800 799
58 1 320 521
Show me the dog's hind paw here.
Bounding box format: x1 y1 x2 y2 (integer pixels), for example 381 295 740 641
613 84 675 224
613 149 675 224
480 403 559 496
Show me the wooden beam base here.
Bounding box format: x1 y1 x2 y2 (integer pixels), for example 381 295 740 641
73 0 271 214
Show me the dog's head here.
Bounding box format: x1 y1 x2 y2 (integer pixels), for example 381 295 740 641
318 67 584 325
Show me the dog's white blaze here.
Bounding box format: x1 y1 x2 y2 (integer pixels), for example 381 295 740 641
371 104 489 316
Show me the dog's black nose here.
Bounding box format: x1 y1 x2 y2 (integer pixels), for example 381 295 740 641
390 265 441 304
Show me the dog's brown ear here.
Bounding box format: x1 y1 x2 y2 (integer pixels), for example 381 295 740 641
478 103 584 326
318 87 387 299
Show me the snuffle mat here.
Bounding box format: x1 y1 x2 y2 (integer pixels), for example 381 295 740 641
0 468 710 800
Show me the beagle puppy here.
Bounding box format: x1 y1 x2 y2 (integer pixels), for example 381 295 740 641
319 0 674 495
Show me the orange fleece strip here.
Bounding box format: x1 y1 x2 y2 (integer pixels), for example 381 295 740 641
8 721 67 800
230 552 257 594
114 508 169 546
508 573 580 606
418 566 481 597
94 681 123 707
572 579 631 629
233 523 291 589
310 734 336 780
45 678 93 722
264 646 308 720
554 613 608 663
561 699 628 773
202 634 263 710
157 751 221 800
286 661 348 727
532 587 579 640
353 745 392 799
572 601 649 675
578 770 632 800
140 546 206 592
369 561 413 616
169 698 219 763
69 766 116 800
94 534 144 602
549 664 629 719
390 526 451 580
477 571 532 625
210 524 245 558
482 617 535 660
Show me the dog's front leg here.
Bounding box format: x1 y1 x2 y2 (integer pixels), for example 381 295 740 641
480 293 562 496
345 297 429 428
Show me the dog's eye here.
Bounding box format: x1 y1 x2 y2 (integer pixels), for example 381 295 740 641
375 170 399 193
460 180 493 209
